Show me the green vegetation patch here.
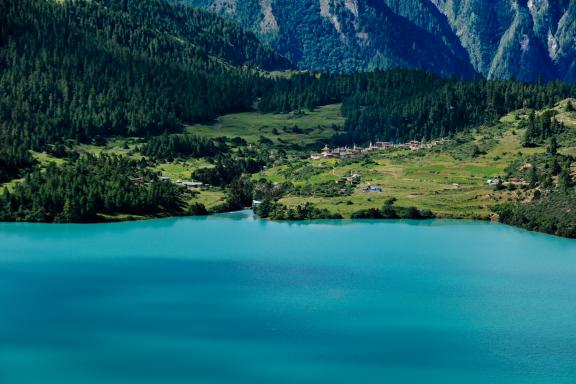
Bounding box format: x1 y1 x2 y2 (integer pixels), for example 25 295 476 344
186 104 344 148
258 120 550 219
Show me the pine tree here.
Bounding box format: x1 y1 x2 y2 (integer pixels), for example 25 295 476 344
61 199 73 223
523 111 538 147
547 137 558 156
558 168 573 194
528 166 539 188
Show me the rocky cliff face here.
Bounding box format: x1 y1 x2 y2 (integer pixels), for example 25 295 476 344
430 0 576 82
181 0 576 81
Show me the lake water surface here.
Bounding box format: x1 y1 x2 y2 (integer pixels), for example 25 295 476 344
1 212 576 384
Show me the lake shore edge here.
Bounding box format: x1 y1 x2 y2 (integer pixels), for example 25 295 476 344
4 209 574 240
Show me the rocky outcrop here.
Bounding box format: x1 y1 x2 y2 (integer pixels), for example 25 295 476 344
430 0 576 81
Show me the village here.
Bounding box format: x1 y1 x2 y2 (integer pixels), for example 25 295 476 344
309 139 446 160
309 138 528 193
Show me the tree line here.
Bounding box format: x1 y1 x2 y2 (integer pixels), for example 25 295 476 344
0 154 183 222
259 70 576 144
140 134 224 161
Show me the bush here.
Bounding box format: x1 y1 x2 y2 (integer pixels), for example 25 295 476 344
351 198 435 220
351 208 383 219
258 202 342 220
189 203 208 216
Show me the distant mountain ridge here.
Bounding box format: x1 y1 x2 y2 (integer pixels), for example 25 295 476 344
180 0 576 82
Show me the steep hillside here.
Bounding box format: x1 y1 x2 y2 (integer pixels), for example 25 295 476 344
431 0 576 82
182 0 477 76
0 0 290 147
381 0 470 62
182 0 576 81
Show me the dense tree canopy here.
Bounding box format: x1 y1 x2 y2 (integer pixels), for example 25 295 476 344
0 0 288 148
141 134 224 161
0 154 183 223
259 70 576 144
495 191 576 238
0 141 35 183
523 110 566 147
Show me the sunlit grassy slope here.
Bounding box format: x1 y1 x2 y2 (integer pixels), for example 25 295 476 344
258 105 576 219
185 104 344 146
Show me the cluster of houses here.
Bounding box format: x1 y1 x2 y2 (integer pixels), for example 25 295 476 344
486 177 526 186
310 139 445 160
335 172 382 192
175 179 204 190
157 176 204 190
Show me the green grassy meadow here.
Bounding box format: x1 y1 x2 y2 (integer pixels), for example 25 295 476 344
185 104 344 147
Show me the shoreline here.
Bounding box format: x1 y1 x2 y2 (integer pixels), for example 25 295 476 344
0 208 484 225
2 209 573 240
1 204 573 239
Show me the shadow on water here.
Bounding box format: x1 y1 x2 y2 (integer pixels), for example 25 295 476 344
0 217 180 240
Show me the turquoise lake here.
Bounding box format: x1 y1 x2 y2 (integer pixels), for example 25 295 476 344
1 211 576 384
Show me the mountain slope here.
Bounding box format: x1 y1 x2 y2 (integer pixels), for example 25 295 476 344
431 0 576 82
0 0 289 146
181 0 576 82
380 0 470 62
553 1 576 82
181 0 477 77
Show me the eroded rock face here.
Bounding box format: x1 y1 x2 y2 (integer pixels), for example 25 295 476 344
553 1 576 82
181 0 576 81
430 0 576 81
259 0 278 34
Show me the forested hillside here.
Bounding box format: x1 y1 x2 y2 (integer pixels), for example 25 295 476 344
0 0 289 215
0 154 183 223
1 0 574 235
181 0 477 76
0 0 288 148
259 70 576 144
